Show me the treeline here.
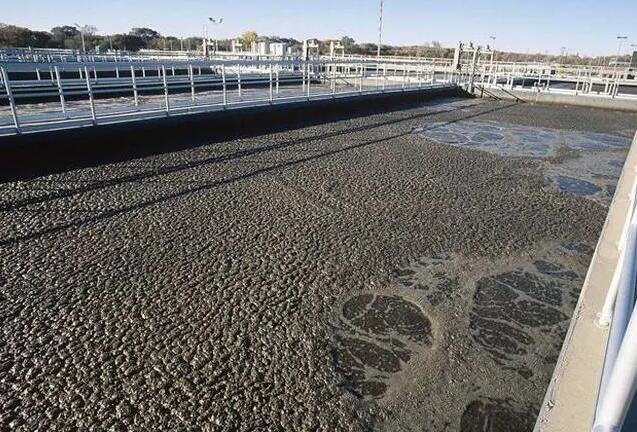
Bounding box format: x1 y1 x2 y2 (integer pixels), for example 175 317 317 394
0 23 632 66
0 24 204 52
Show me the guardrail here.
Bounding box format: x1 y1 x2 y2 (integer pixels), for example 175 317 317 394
592 130 637 432
0 59 451 136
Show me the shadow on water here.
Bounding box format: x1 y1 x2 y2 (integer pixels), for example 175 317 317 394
0 96 519 247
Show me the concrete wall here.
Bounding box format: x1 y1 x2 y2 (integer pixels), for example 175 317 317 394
535 130 637 431
0 86 465 182
475 86 637 112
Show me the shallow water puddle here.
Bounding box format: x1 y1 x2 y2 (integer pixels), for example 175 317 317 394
414 121 631 205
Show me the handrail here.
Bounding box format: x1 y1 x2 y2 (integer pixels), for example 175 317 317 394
593 130 637 432
0 60 450 136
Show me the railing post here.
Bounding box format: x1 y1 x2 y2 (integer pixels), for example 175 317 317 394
306 63 311 99
331 63 336 96
130 66 139 107
302 62 306 93
275 66 280 95
359 63 364 94
403 66 407 90
84 66 97 125
189 64 195 102
161 65 170 114
237 64 242 99
222 64 227 107
54 66 67 116
1 67 20 134
269 64 274 103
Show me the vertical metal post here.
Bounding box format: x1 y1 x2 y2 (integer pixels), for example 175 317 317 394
237 64 242 99
275 66 280 95
49 66 55 84
130 66 139 107
382 65 387 91
1 67 20 134
115 67 120 79
54 66 67 116
306 63 311 99
93 66 98 83
269 65 274 102
84 66 97 124
189 64 195 102
142 67 146 78
302 62 306 93
161 66 170 114
36 68 41 81
222 64 227 106
331 63 336 95
359 64 364 93
403 66 407 89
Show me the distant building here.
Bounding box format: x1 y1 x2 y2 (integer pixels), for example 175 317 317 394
632 51 637 68
269 43 287 56
256 41 270 55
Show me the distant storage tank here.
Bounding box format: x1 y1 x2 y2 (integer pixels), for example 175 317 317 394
631 51 637 68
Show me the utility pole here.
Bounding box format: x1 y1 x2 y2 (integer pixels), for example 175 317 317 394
377 0 383 58
208 17 224 57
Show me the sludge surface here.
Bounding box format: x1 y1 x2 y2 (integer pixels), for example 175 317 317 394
0 98 634 431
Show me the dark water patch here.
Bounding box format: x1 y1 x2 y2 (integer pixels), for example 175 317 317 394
470 269 570 374
533 260 579 280
553 175 601 196
332 294 432 399
609 159 625 168
460 398 537 432
560 243 592 254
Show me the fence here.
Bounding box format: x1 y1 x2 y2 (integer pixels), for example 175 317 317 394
0 59 452 136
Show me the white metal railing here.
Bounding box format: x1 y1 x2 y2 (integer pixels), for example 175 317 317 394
593 131 637 432
0 59 454 136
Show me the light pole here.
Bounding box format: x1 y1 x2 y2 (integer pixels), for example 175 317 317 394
489 36 496 77
617 36 628 64
208 17 224 57
74 23 87 54
377 0 384 58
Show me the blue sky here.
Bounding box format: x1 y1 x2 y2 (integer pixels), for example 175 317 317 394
3 0 636 55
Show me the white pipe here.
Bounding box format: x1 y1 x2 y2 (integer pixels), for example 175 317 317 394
594 298 637 431
596 218 637 417
599 163 637 326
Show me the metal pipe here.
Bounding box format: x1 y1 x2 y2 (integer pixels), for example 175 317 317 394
84 66 96 124
597 217 637 408
1 67 20 133
189 64 195 102
161 65 170 113
130 66 139 107
594 297 637 431
237 64 242 99
222 64 227 106
269 64 273 103
54 66 66 116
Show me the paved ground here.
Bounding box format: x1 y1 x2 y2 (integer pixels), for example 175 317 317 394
0 97 635 431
